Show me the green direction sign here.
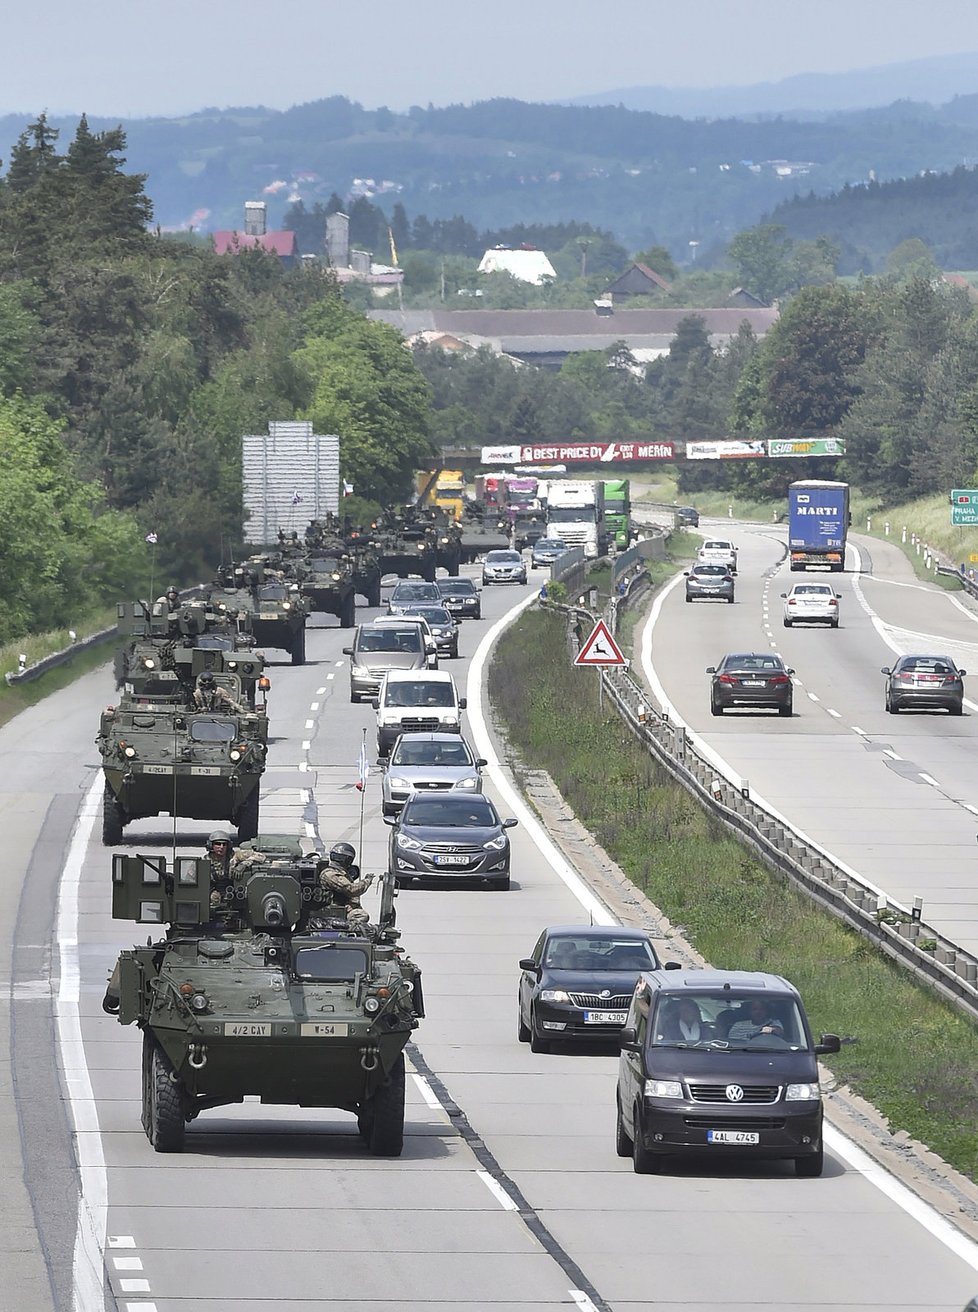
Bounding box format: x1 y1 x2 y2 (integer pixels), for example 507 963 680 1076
951 489 978 525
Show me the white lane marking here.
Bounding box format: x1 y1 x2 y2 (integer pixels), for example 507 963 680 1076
467 594 613 925
108 1237 135 1249
919 773 941 787
123 1304 157 1312
304 719 314 730
302 740 311 751
569 1293 599 1312
411 1073 443 1110
851 725 867 735
112 1257 143 1271
964 803 978 816
298 761 308 773
885 750 902 760
119 1282 150 1294
326 673 335 681
57 772 108 1312
476 1170 519 1211
310 702 320 711
808 692 820 702
304 822 316 839
334 660 344 667
641 547 978 1270
823 1124 978 1274
827 708 841 718
317 686 327 694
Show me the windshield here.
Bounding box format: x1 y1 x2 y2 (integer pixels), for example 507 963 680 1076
197 636 233 650
189 718 237 742
545 936 656 970
486 552 522 563
404 797 496 826
548 506 595 523
293 945 368 981
392 738 473 767
384 682 454 708
259 583 288 600
651 993 807 1051
392 583 439 601
357 630 421 653
309 558 342 573
437 579 476 596
536 539 564 551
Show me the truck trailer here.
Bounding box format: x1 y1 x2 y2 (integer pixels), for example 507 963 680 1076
546 481 607 559
787 480 849 571
602 479 632 550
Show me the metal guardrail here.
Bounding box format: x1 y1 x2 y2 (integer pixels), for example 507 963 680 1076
938 563 978 601
4 626 119 686
543 581 978 1026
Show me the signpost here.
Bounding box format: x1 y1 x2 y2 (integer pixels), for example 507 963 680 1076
575 619 627 712
951 490 978 526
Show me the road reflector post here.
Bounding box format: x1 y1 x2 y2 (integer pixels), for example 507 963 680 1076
912 896 923 922
740 779 750 800
711 777 722 801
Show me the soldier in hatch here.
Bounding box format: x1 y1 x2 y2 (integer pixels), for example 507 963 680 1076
192 671 247 714
155 584 181 612
317 842 373 925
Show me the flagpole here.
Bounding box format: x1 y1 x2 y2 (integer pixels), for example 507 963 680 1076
357 727 367 859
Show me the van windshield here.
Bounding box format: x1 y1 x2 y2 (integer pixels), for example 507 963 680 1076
650 993 807 1051
384 682 454 708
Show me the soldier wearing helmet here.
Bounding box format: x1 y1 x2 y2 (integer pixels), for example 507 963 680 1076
155 584 181 612
318 842 373 925
193 670 246 714
205 830 236 911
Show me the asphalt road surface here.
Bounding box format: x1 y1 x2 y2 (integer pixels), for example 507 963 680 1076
3 557 978 1311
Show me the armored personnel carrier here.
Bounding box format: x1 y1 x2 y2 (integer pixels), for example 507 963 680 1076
372 508 438 582
212 561 310 665
300 552 357 628
459 505 510 565
105 841 423 1155
421 508 463 576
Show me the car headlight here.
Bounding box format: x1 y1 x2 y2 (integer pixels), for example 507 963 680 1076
382 714 403 725
439 711 459 723
455 776 478 789
395 833 423 851
388 777 412 790
282 601 291 609
644 1080 682 1099
540 989 570 1003
786 1082 821 1101
483 834 507 851
351 664 367 677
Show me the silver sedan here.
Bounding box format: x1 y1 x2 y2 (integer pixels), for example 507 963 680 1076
381 732 487 815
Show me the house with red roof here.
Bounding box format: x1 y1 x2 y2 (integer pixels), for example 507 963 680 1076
212 201 300 269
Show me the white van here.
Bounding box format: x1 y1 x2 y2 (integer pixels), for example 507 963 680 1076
373 670 466 757
697 538 737 574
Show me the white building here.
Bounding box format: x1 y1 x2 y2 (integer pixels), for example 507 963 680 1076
478 248 557 285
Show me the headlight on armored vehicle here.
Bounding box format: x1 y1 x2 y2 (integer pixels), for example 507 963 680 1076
282 601 291 609
230 750 241 761
540 988 570 1003
142 657 156 670
331 572 341 581
190 992 210 1013
364 996 381 1013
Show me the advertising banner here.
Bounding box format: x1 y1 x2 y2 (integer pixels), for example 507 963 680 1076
686 440 767 460
482 441 675 464
481 445 523 464
768 438 845 458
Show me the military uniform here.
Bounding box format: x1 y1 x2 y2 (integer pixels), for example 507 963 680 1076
318 862 373 925
193 684 247 714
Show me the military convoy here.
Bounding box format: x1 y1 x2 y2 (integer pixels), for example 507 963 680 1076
104 839 423 1155
99 600 268 845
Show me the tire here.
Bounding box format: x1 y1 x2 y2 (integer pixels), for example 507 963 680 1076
615 1096 633 1158
367 1052 405 1156
886 697 899 714
489 874 510 890
951 702 964 716
710 698 724 716
795 1144 824 1177
685 594 692 603
778 702 793 718
518 1004 531 1043
339 590 356 629
423 561 437 584
727 595 734 604
144 1032 186 1153
529 1013 550 1053
101 785 126 846
236 788 260 841
631 1108 660 1174
830 619 839 629
783 618 792 628
451 643 459 659
356 1102 374 1144
290 625 306 665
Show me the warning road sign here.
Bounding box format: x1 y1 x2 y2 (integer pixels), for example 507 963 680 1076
574 619 627 667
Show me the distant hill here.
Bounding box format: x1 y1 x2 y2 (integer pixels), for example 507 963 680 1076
570 53 978 119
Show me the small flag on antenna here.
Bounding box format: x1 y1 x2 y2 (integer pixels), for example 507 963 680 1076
355 735 370 792
145 531 158 544
291 490 303 506
343 480 354 497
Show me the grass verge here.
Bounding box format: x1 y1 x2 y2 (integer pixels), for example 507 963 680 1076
0 610 116 732
489 604 978 1180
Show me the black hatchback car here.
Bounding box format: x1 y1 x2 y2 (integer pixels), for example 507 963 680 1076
685 564 734 604
518 925 672 1052
384 792 517 889
616 969 840 1177
435 577 482 620
708 653 794 716
882 654 966 714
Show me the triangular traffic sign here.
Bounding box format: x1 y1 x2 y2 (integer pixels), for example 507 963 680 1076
575 618 626 666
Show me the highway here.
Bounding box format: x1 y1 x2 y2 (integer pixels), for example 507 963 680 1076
4 558 978 1311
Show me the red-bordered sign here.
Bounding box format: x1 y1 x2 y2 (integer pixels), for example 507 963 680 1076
574 619 627 667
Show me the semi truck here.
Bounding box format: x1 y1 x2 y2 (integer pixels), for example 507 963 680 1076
602 478 632 550
546 480 607 559
787 480 850 571
415 469 466 522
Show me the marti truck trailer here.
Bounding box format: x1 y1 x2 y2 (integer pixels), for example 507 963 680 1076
546 480 607 558
787 480 850 571
602 479 632 550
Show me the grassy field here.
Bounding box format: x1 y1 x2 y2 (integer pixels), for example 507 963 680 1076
490 601 978 1180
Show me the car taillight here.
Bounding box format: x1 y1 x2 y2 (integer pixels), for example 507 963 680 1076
829 598 838 607
769 674 790 685
717 674 736 684
787 599 796 606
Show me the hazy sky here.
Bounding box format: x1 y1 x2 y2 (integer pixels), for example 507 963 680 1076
7 0 978 117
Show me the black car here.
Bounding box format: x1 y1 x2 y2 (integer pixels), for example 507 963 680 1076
882 654 966 714
616 969 840 1177
685 563 734 604
676 505 700 527
383 792 517 889
708 653 794 716
396 603 459 657
435 576 482 620
518 925 670 1053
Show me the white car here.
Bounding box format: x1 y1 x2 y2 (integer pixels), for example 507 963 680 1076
697 539 737 573
781 582 841 628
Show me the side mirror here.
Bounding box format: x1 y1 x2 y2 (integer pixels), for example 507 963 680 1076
961 669 969 676
787 668 795 676
815 1033 841 1055
382 814 396 826
880 667 891 675
342 646 353 655
459 697 467 710
683 572 690 578
836 594 842 600
502 817 519 829
663 960 683 970
706 666 716 674
371 699 380 711
619 1026 639 1051
779 592 787 598
476 758 488 767
519 958 539 972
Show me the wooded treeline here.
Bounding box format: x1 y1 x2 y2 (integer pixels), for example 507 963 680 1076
0 115 433 641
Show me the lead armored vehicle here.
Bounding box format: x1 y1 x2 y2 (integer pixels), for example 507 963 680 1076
105 840 423 1155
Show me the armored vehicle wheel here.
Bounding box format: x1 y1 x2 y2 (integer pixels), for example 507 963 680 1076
291 626 306 665
356 1102 374 1143
367 1052 405 1156
422 561 437 583
143 1032 186 1153
366 576 382 608
236 789 260 841
340 590 356 629
102 785 126 846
